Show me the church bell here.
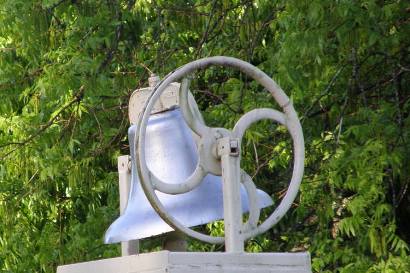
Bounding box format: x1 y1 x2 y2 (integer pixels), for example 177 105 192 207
104 75 273 243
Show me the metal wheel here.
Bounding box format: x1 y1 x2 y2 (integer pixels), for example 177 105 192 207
135 56 304 244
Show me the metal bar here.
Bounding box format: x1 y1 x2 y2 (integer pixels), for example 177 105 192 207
218 137 244 252
118 155 139 256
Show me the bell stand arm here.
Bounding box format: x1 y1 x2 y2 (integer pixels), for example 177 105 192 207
135 56 305 252
117 155 139 256
179 77 261 252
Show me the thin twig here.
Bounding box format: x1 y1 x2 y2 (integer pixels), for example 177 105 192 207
194 0 218 58
397 181 409 207
195 89 241 114
302 65 346 120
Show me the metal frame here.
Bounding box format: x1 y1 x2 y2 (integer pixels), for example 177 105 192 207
134 56 305 252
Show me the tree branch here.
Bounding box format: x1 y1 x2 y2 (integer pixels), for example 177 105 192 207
302 64 346 120
0 86 85 160
98 0 136 72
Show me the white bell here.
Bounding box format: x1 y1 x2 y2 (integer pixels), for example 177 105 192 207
104 77 273 243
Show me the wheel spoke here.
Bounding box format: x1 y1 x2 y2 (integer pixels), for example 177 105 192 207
150 165 207 195
241 170 260 232
179 77 209 137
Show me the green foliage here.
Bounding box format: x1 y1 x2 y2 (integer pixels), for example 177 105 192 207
1 0 409 272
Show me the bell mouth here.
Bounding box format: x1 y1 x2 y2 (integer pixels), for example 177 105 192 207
104 174 273 244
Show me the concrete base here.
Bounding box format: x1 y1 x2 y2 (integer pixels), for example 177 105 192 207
57 251 311 273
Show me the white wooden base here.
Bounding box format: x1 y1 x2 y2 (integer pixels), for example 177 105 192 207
57 251 311 273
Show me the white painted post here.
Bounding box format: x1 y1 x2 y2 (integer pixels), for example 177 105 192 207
218 137 244 252
118 155 139 256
